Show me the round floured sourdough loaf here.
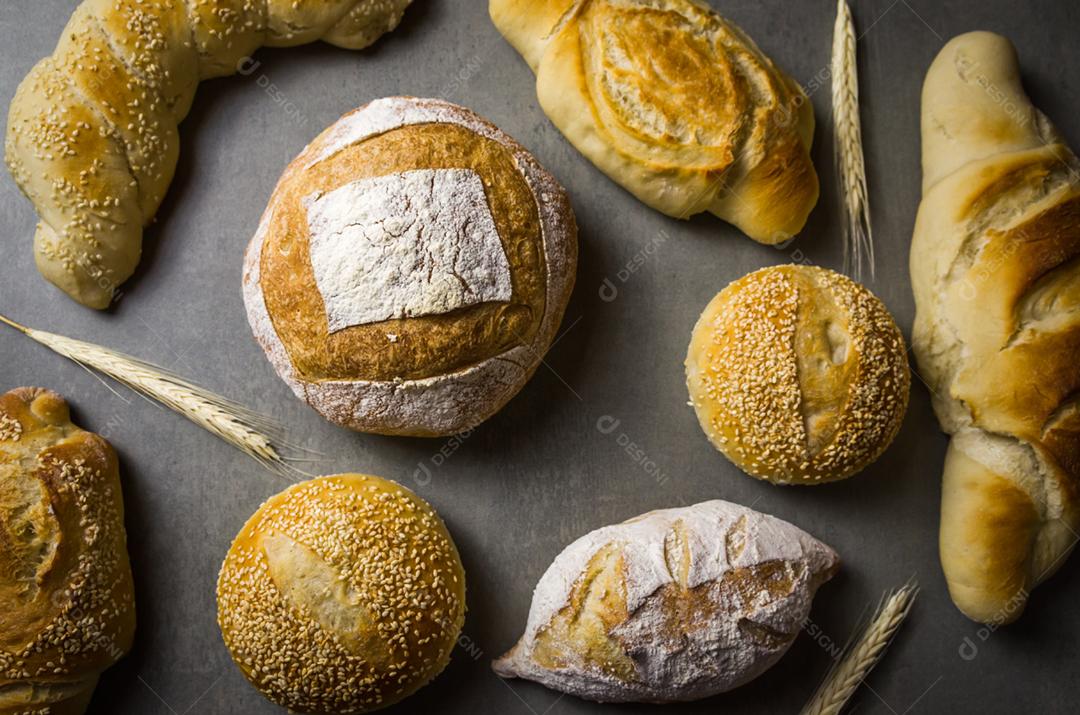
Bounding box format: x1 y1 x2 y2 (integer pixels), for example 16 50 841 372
217 473 466 714
686 265 910 484
0 387 135 715
243 97 577 437
492 499 838 703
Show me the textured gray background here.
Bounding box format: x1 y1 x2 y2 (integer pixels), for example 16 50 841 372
1 1 1078 713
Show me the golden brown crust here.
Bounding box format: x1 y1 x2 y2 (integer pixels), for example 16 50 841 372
492 0 818 243
216 474 466 714
0 388 134 715
686 266 909 484
912 32 1080 623
243 97 578 437
939 442 1040 624
260 122 547 382
4 0 413 308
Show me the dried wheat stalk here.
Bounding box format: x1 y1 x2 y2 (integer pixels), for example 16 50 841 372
832 0 875 282
800 582 919 715
0 313 303 476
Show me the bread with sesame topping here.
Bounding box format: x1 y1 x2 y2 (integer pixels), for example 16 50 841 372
493 499 838 703
0 387 135 715
5 0 413 309
685 265 910 485
242 97 578 437
912 32 1080 624
216 473 466 714
489 0 819 244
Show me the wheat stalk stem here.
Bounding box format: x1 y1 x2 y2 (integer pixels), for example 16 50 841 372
800 581 919 715
1 313 304 478
832 0 875 283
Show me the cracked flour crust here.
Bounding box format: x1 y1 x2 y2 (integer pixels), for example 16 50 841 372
304 168 513 331
494 500 838 703
243 97 577 437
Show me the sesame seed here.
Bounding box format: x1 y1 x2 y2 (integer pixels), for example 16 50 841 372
686 265 910 484
217 474 466 712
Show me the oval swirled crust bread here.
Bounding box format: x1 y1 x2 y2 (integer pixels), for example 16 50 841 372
490 0 819 243
493 500 838 703
243 97 578 437
216 474 466 714
686 265 910 484
0 387 135 715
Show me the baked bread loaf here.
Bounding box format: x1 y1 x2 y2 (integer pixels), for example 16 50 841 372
217 473 466 713
686 265 909 484
911 32 1080 624
0 387 135 715
493 499 838 703
489 0 819 243
243 96 578 437
5 0 413 309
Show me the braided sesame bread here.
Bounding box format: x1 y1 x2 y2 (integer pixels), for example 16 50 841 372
5 0 412 309
216 473 466 714
242 97 578 437
912 32 1080 624
0 387 135 715
493 499 838 703
489 0 819 244
685 265 909 484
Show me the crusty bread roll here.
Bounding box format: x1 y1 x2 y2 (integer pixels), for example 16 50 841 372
686 265 909 484
217 473 466 714
911 32 1080 624
493 500 838 703
489 0 819 244
0 387 135 715
243 97 578 437
5 0 412 309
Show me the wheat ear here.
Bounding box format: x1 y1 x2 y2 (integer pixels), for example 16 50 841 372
800 582 919 715
831 0 875 282
0 313 304 477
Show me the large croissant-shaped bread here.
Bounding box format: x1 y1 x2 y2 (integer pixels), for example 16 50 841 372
5 0 411 309
490 0 819 244
911 32 1080 624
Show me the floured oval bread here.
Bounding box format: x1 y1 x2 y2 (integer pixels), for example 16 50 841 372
243 97 578 436
686 265 910 484
216 473 466 714
490 0 819 243
493 500 837 703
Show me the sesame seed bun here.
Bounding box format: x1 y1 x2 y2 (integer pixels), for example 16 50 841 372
685 265 910 484
216 474 466 713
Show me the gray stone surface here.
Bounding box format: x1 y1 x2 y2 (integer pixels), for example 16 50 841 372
1 1 1077 713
